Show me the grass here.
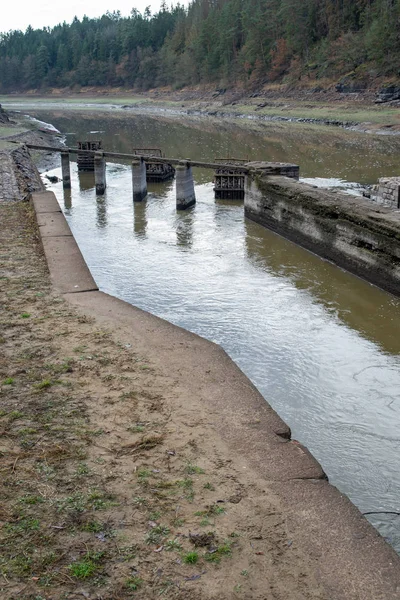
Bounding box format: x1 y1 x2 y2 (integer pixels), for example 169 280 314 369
3 377 14 385
204 542 232 564
33 378 53 390
68 551 104 579
18 495 44 505
165 538 182 552
145 524 170 545
184 463 205 475
183 551 199 564
126 575 142 590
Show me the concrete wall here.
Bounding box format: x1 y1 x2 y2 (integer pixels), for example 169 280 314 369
245 173 400 297
372 177 400 209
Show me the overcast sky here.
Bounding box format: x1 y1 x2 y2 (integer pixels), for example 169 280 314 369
1 0 170 34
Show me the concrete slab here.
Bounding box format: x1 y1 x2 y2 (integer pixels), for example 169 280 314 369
271 479 400 600
37 212 72 237
42 237 98 294
31 191 61 213
64 290 325 482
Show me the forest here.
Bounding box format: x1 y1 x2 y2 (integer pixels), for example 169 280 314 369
0 0 399 92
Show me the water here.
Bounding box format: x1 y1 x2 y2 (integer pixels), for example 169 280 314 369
33 108 400 552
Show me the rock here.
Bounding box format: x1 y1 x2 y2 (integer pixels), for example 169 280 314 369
336 80 366 94
0 104 10 124
375 85 400 104
45 174 61 183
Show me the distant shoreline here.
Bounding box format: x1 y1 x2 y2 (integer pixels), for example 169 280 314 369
1 88 400 135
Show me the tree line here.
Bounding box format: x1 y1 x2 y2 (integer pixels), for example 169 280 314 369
0 0 399 93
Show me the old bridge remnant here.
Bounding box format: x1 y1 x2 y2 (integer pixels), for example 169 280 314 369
132 157 147 203
133 148 175 182
77 141 102 172
176 160 196 210
214 158 247 200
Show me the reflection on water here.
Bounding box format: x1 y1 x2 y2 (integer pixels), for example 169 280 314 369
133 200 147 239
78 171 95 191
32 108 400 185
40 110 400 553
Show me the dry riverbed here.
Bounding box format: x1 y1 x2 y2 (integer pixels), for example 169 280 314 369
0 201 328 599
2 84 400 133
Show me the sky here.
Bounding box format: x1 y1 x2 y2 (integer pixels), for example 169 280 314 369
0 0 169 34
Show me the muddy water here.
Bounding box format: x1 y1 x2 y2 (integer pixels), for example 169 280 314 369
33 109 400 552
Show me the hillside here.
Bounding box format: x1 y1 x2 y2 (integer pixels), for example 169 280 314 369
0 0 399 94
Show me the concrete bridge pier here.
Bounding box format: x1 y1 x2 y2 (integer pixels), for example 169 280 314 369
176 161 196 210
132 158 147 202
61 151 71 189
94 152 106 195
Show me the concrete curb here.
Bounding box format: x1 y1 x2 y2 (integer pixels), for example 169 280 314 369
31 190 400 599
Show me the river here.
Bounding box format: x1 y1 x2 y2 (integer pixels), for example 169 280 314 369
14 105 400 551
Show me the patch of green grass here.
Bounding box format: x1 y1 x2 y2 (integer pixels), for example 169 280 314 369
33 379 53 390
149 511 161 521
176 478 193 490
8 410 24 421
183 551 199 564
203 482 215 490
133 496 147 506
208 504 226 516
119 544 137 561
241 569 249 577
18 495 44 505
145 524 170 545
165 538 182 552
205 542 232 563
127 424 145 433
137 468 151 480
76 463 90 476
20 312 31 318
184 463 205 475
68 556 98 579
3 377 14 385
200 518 211 527
6 517 40 533
126 575 142 591
80 520 103 533
56 490 116 513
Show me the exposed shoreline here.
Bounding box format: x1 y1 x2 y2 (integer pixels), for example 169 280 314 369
2 88 400 135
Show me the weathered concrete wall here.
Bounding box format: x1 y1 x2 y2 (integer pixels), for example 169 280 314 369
0 143 43 202
246 161 300 180
372 177 400 209
0 103 10 123
245 174 400 297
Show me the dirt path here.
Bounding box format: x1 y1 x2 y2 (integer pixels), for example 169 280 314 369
0 201 329 599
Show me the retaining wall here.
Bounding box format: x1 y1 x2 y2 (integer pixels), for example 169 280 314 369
372 177 400 209
245 173 400 297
